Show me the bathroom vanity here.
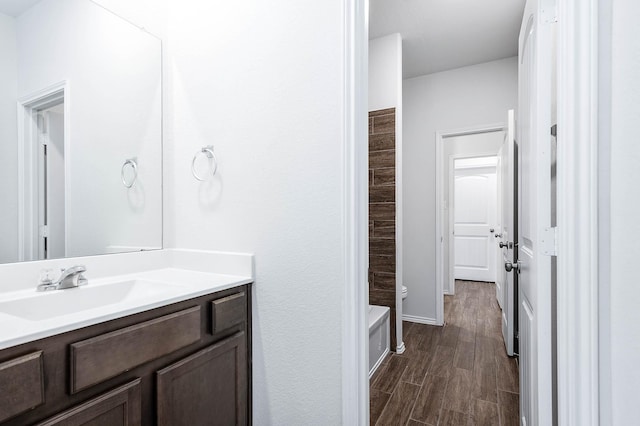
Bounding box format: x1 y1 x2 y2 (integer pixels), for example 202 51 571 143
0 250 254 426
0 284 251 425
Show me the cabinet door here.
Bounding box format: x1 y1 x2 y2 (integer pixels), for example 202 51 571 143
37 379 141 426
157 332 247 426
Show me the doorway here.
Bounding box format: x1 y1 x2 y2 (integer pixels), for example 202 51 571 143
436 127 505 325
18 82 68 261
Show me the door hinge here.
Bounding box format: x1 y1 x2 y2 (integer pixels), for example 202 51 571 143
541 226 557 256
542 0 558 23
40 225 49 238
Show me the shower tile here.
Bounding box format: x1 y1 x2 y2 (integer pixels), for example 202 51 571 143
370 239 396 256
372 114 395 134
369 202 395 220
369 149 395 169
370 186 395 203
369 133 395 152
369 108 395 117
373 168 395 186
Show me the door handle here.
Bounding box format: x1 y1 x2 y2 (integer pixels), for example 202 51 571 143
499 241 514 249
505 261 520 273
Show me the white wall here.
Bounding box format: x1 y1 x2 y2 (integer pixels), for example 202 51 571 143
403 57 517 321
16 0 162 257
93 0 168 40
369 33 402 111
604 0 640 422
0 13 18 263
167 0 345 423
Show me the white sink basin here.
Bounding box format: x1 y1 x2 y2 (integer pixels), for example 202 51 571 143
0 280 183 321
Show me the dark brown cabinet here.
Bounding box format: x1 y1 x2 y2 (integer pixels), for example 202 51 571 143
157 332 247 426
0 284 252 426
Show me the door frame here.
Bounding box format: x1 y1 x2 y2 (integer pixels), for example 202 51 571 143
342 0 369 424
435 124 504 325
556 0 600 424
342 0 600 424
448 154 499 293
16 81 70 261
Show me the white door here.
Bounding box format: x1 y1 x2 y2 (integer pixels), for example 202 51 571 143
37 104 66 260
500 110 517 356
44 105 66 259
495 147 504 309
518 0 554 424
453 159 497 282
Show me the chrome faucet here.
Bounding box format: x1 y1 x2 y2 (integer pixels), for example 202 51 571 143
37 265 88 291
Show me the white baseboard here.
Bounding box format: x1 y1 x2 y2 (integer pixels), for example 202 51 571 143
402 314 440 326
396 341 406 354
368 348 389 379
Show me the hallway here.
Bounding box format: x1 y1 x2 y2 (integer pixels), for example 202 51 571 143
370 280 520 425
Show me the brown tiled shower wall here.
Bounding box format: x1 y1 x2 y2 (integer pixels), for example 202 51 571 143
369 108 397 350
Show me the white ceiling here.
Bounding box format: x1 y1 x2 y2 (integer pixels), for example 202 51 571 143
0 0 41 17
370 0 526 79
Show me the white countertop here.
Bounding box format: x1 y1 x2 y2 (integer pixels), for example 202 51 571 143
0 250 254 350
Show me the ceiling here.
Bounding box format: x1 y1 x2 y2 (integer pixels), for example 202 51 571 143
0 0 41 17
369 0 526 79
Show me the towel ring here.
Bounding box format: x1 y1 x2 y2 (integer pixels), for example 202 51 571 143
121 158 138 188
191 145 218 181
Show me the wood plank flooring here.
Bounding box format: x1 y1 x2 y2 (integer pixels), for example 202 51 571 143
370 280 519 426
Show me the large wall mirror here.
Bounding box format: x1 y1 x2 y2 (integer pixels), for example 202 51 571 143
0 0 162 263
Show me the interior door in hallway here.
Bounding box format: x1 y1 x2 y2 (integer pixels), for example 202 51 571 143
500 109 517 356
518 0 554 424
453 158 497 282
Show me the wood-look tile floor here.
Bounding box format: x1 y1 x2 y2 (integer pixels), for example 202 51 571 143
370 280 519 426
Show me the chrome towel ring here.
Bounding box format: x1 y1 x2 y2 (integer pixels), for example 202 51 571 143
121 158 138 188
191 145 218 181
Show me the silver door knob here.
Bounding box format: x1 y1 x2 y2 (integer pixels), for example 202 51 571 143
505 261 520 273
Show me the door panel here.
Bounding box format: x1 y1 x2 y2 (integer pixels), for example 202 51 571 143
520 300 534 425
495 148 503 309
518 0 554 424
44 107 65 259
454 167 497 282
501 110 517 356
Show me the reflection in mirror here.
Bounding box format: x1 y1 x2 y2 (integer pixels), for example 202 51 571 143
0 0 162 263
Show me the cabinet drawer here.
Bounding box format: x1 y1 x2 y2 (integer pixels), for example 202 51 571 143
70 306 201 393
210 291 246 334
0 351 44 422
37 379 141 426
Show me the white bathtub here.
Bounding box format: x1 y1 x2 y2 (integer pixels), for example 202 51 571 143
369 304 390 378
